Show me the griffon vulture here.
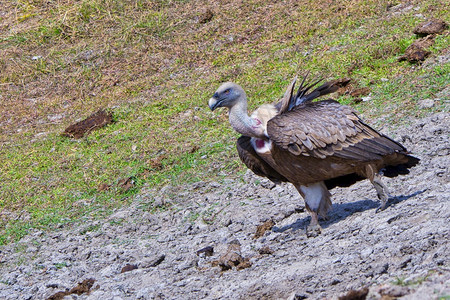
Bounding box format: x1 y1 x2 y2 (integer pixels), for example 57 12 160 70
208 75 419 235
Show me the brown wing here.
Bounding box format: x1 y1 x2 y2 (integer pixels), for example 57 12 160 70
267 100 409 161
236 136 288 183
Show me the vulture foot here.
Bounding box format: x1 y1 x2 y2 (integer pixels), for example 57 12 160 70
375 197 393 213
306 212 322 237
306 224 322 237
375 203 386 213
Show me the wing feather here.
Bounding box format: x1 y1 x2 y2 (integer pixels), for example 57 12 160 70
267 100 407 161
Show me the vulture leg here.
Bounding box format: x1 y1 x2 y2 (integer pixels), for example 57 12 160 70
372 173 391 212
360 165 391 212
296 182 332 237
307 211 321 237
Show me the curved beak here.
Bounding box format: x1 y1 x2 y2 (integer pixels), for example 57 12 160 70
208 97 219 111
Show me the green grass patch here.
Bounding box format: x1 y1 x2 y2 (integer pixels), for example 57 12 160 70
0 0 449 244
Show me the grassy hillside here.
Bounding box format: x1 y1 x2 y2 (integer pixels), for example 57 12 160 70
0 0 448 244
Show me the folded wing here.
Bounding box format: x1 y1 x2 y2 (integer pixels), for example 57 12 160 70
267 100 408 160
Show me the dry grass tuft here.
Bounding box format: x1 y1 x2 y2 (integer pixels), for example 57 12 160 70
0 0 448 243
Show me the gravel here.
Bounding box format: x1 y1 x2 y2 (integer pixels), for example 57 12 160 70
0 112 449 299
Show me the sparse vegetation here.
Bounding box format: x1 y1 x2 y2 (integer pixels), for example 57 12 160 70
0 0 448 244
54 261 69 269
393 270 434 287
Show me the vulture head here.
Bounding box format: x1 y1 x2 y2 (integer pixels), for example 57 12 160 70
209 82 269 139
208 82 246 111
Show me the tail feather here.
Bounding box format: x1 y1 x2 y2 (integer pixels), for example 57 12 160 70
383 154 420 177
405 154 420 168
325 155 419 188
277 73 339 113
289 75 338 110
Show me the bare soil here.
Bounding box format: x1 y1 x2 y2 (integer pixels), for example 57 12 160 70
62 109 113 139
0 112 448 299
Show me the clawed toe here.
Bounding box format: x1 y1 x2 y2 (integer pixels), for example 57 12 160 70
306 224 322 237
375 196 393 213
375 204 385 213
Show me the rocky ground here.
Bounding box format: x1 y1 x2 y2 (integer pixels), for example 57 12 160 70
0 112 449 300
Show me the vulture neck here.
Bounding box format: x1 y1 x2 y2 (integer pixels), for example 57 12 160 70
229 100 265 138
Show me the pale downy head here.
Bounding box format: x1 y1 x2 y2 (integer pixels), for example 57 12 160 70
209 82 270 139
208 82 246 111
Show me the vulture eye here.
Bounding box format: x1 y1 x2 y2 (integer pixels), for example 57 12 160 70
224 89 230 95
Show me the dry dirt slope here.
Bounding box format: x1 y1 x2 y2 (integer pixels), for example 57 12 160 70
0 110 448 299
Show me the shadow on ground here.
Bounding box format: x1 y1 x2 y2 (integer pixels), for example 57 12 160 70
273 189 426 232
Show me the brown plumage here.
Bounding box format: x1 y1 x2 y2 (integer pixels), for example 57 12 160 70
209 75 419 236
